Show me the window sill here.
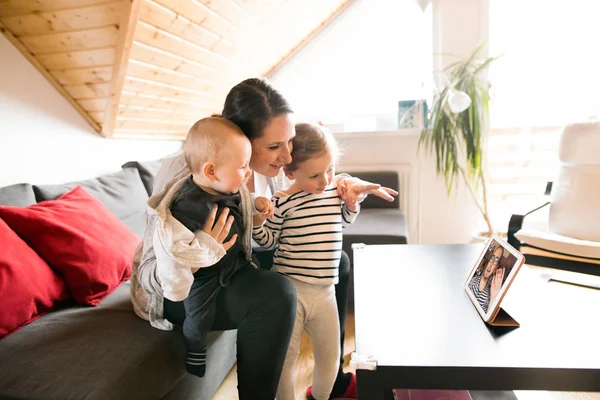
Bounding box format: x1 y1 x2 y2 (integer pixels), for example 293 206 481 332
332 128 422 139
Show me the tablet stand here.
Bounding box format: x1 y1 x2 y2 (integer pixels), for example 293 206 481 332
487 307 519 327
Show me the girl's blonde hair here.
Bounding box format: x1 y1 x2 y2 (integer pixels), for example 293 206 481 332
287 123 339 172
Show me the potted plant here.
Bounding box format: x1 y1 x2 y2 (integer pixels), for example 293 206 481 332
419 45 500 239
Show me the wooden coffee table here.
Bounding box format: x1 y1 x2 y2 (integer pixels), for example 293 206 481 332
352 244 600 399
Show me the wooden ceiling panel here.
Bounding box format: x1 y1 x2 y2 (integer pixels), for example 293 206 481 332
114 117 193 132
152 0 238 42
118 104 213 120
1 2 123 36
112 129 187 139
19 26 119 54
195 0 251 27
0 0 115 18
246 0 349 76
140 0 235 57
1 0 353 139
134 20 231 71
79 98 109 112
121 77 220 105
64 82 111 99
89 111 105 124
119 90 220 111
50 66 114 86
129 41 232 86
127 59 222 92
36 48 116 70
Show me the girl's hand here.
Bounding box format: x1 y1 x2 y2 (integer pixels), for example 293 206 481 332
338 176 399 206
253 196 274 226
202 204 237 251
254 197 274 219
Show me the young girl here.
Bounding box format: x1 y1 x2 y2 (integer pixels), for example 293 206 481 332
252 123 360 400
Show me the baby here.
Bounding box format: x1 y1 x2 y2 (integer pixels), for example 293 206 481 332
168 117 267 378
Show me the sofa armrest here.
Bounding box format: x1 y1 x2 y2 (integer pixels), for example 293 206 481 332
507 201 551 250
507 181 553 250
338 170 400 209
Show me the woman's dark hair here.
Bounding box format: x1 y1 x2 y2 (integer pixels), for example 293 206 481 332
221 78 293 140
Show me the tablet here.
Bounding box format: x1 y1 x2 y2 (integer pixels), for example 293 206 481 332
464 234 526 323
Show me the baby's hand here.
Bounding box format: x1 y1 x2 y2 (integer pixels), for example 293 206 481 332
253 196 274 226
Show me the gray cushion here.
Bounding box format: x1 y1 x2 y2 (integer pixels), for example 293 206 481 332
340 170 400 209
342 208 408 262
0 283 236 400
0 183 36 207
32 169 148 237
122 159 165 196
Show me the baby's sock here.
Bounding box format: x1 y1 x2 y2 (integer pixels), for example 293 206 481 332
185 346 207 377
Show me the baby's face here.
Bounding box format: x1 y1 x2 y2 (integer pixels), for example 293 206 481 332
290 150 335 194
213 134 252 194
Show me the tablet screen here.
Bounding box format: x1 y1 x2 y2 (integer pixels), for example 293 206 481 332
465 235 524 319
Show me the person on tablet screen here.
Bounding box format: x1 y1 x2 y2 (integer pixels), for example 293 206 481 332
468 245 505 313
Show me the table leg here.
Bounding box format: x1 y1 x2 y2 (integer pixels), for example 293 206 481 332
356 370 393 400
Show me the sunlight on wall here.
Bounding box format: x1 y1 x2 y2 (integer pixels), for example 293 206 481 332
272 0 432 132
489 0 600 128
486 0 600 231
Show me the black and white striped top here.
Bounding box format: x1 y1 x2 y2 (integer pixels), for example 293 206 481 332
252 175 359 285
468 274 491 313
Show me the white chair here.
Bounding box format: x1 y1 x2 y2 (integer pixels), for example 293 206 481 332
507 122 600 276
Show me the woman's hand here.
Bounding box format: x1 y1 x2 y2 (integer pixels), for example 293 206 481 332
489 268 505 302
202 204 237 251
338 176 399 207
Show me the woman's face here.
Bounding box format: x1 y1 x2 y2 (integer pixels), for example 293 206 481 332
483 248 503 279
249 113 295 177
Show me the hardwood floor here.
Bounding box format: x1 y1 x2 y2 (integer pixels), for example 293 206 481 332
212 311 357 400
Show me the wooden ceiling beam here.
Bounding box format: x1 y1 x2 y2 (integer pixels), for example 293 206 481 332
264 0 356 79
102 0 142 137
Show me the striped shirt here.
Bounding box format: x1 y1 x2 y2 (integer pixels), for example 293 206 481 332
252 175 359 285
468 274 491 313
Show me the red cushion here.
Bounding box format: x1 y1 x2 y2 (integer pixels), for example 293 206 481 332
0 218 69 338
0 186 140 306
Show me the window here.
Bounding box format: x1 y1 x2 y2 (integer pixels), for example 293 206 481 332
271 0 432 133
487 0 600 229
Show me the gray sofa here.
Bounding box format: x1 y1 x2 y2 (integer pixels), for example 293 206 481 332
0 162 407 400
0 166 236 400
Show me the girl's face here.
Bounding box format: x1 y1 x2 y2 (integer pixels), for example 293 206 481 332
249 113 295 177
286 150 335 194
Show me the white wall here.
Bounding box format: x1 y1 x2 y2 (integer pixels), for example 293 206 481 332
334 130 480 245
272 0 489 244
0 35 182 187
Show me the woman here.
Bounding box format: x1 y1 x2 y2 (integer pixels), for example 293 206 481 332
468 246 504 313
131 78 396 399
